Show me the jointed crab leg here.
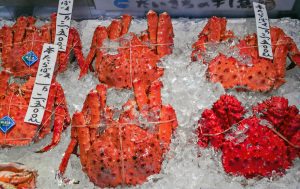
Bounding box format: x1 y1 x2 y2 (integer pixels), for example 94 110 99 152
37 83 71 153
156 12 174 57
59 84 109 175
80 26 108 78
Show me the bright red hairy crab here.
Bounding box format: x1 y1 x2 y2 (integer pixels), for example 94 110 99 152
0 71 70 152
197 94 300 178
0 162 37 189
191 17 300 92
58 79 178 187
81 10 174 89
0 13 85 77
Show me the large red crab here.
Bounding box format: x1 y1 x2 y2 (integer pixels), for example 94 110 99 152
191 17 300 92
81 10 174 89
0 162 37 189
58 79 178 187
197 94 300 178
0 71 70 152
0 13 85 77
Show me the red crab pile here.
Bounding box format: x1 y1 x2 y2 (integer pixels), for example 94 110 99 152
59 79 178 187
0 71 70 152
81 10 174 89
197 94 300 178
0 162 37 189
191 17 300 92
0 14 80 151
0 13 85 77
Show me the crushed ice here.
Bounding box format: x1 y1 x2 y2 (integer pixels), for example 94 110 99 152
0 17 299 189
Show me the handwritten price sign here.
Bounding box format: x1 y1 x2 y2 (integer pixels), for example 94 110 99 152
253 2 273 60
54 0 74 52
24 44 58 125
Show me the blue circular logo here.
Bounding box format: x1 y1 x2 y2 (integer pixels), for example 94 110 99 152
114 0 129 8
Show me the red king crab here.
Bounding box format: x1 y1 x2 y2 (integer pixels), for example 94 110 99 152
191 17 300 92
81 10 174 88
0 71 70 152
58 79 178 187
197 94 300 178
0 13 85 77
0 162 37 189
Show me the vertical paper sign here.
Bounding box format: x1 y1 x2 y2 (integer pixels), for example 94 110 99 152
24 44 58 125
54 0 74 52
253 2 273 60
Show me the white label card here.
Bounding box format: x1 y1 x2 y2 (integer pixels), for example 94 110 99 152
253 2 273 60
24 44 59 125
54 0 74 52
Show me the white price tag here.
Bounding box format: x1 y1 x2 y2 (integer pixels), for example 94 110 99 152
54 0 74 52
253 2 273 60
24 44 59 125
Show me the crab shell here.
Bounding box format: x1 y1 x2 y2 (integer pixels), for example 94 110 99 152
197 95 300 178
82 10 174 89
0 71 70 152
0 13 85 78
59 80 178 187
191 17 300 92
0 162 37 189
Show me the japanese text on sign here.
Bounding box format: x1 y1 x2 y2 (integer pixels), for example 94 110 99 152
253 2 273 60
54 0 74 52
99 0 292 11
24 44 59 125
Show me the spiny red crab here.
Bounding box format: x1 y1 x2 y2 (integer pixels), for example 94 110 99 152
0 71 70 152
0 162 37 189
81 10 174 89
0 13 85 77
197 94 300 178
191 17 300 92
58 79 178 187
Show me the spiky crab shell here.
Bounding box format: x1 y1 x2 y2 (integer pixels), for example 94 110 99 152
0 74 70 149
59 80 178 187
222 117 291 178
96 35 164 89
85 124 163 187
0 14 84 78
192 17 300 92
197 95 300 178
84 11 173 89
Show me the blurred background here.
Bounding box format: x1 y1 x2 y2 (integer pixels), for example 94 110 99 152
0 0 299 20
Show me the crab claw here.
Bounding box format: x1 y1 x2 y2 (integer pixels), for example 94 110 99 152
0 162 37 189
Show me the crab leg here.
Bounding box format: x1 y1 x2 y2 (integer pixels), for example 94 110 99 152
147 10 158 51
37 83 70 153
156 105 178 152
81 26 108 78
149 80 162 112
108 20 123 40
156 12 173 58
59 85 108 175
50 13 57 43
133 79 149 114
72 28 85 75
120 14 132 36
